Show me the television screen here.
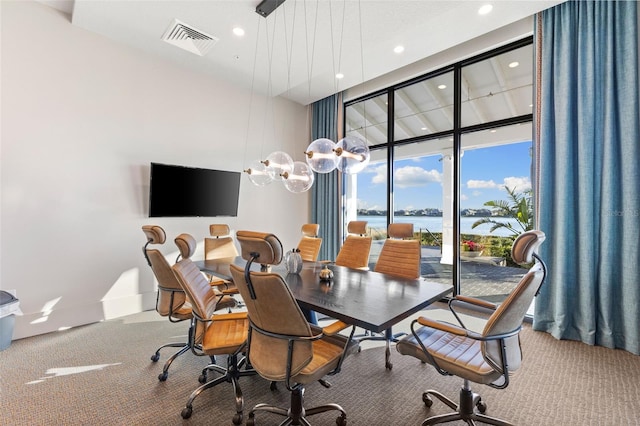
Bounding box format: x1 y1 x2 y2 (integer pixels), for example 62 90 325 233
149 162 241 217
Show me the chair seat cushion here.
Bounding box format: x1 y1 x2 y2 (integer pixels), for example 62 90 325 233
172 305 193 320
202 313 249 356
396 325 502 385
293 337 357 385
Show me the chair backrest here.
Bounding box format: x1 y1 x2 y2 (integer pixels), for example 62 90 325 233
172 253 221 323
141 225 187 317
301 223 319 237
232 231 313 380
204 224 239 259
346 220 368 235
235 230 283 270
297 224 322 262
334 221 372 269
481 230 547 375
374 223 421 279
174 232 196 261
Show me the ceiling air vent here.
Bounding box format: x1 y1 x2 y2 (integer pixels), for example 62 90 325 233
162 19 218 56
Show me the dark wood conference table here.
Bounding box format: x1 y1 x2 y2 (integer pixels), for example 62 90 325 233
195 257 452 368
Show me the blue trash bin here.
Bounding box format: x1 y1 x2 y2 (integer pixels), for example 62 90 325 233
0 291 20 350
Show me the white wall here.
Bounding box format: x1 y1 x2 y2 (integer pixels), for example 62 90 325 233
1 2 311 339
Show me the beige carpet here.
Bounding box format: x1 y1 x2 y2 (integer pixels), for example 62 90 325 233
1 308 639 425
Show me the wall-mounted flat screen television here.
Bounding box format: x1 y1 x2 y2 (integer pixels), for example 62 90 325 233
149 162 241 217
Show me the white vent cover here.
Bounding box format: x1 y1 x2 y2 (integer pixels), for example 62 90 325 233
162 19 218 56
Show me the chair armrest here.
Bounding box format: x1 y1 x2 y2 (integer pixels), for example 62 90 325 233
321 320 352 336
451 295 497 310
220 288 239 295
416 317 469 336
209 278 233 288
212 312 247 321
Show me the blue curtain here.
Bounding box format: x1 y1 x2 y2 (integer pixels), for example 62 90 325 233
533 1 640 355
311 94 340 260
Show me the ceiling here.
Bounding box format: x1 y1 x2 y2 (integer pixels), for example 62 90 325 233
41 0 563 106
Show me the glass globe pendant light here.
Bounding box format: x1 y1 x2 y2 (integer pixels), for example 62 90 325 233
282 161 315 193
335 135 370 174
304 138 339 173
244 160 274 186
264 151 294 181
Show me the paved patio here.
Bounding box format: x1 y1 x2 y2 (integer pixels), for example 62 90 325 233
369 242 526 303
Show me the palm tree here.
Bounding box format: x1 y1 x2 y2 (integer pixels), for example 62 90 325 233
471 186 533 237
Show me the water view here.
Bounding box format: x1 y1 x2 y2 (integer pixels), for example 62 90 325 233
358 216 521 237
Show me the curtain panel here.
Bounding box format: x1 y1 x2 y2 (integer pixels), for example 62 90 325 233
311 94 340 260
533 0 640 354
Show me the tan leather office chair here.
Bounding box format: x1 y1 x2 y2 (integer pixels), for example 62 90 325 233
142 225 194 382
231 230 358 426
296 223 323 262
334 220 372 269
172 233 252 425
204 224 238 289
396 230 547 426
358 222 421 369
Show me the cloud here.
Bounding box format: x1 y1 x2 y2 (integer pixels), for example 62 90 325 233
467 176 531 192
467 179 499 189
369 165 441 188
503 176 531 192
395 166 442 188
357 199 384 210
371 165 387 185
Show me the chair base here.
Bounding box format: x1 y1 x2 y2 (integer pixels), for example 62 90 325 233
181 354 255 425
355 328 406 370
246 386 347 426
421 385 513 426
150 342 189 381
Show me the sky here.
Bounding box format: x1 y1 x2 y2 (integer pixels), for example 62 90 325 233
356 141 533 211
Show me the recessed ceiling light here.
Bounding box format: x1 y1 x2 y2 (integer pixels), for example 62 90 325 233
478 4 493 15
336 73 344 79
394 45 405 54
233 27 245 36
509 61 519 68
438 84 447 90
421 127 427 131
490 129 497 133
529 104 533 108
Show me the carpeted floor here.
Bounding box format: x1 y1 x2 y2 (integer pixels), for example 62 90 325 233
1 308 639 425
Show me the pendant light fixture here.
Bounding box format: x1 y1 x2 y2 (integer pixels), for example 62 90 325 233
304 0 370 175
245 0 370 193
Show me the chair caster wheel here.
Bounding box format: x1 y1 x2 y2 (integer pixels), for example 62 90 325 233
247 414 256 426
357 346 362 353
232 413 243 425
476 400 487 413
150 353 160 362
198 373 207 384
181 406 192 419
385 361 393 370
336 414 347 426
422 393 433 408
158 371 168 381
270 381 278 391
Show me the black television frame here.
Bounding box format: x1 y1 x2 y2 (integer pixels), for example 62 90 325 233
148 162 241 217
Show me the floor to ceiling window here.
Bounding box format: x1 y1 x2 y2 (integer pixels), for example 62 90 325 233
343 37 534 303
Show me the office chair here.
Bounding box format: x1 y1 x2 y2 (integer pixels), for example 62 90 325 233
204 224 239 289
334 220 372 270
357 222 421 369
396 230 547 426
231 230 358 426
142 225 195 382
172 233 253 425
296 223 323 262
